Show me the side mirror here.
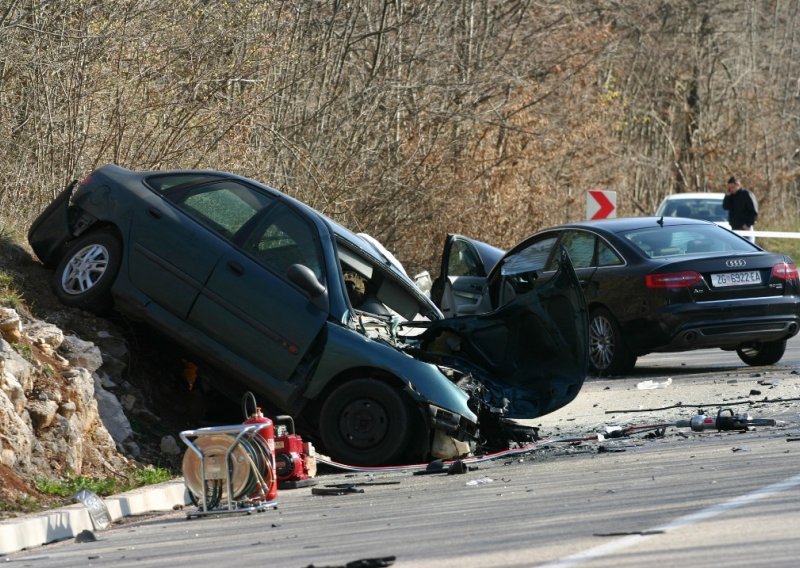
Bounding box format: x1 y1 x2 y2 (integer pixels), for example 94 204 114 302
287 264 326 298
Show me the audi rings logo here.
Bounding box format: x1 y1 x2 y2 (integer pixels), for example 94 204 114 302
726 259 747 268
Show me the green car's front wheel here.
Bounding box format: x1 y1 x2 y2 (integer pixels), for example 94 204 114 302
319 378 416 466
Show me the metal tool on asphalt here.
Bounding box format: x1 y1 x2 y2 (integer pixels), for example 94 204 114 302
675 407 777 432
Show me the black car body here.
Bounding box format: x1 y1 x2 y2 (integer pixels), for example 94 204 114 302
27 164 588 465
435 217 800 375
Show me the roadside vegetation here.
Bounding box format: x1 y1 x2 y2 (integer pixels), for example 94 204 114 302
34 467 173 499
2 1 800 275
0 467 173 517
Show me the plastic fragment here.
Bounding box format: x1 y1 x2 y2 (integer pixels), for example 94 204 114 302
637 378 672 390
466 477 494 486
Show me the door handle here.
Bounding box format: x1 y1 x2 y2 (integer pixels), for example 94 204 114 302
146 207 162 219
227 261 244 275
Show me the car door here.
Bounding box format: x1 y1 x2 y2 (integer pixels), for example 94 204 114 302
186 199 329 405
433 234 504 317
127 176 260 319
546 230 600 296
420 248 588 419
492 229 623 307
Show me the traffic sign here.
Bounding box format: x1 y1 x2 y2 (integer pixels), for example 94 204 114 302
587 189 616 220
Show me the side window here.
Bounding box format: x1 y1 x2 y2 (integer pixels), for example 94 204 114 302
165 181 273 239
447 240 484 277
242 202 324 281
548 231 595 270
503 236 558 275
597 239 624 267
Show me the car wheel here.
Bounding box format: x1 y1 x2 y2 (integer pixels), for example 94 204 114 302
736 339 787 366
53 229 121 312
319 379 415 466
589 307 636 376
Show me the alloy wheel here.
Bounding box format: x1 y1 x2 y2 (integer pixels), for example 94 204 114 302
61 244 110 295
589 313 615 371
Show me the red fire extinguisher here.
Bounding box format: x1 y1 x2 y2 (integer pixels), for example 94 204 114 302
243 406 277 501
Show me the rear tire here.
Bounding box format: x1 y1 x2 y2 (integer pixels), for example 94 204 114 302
319 379 415 466
53 229 121 313
736 339 787 366
589 307 636 376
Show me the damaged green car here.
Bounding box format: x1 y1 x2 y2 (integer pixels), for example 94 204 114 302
28 164 588 465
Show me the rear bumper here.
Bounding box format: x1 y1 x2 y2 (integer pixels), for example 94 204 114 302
27 182 75 267
652 296 800 351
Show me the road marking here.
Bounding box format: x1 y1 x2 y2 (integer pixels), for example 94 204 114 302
537 472 800 567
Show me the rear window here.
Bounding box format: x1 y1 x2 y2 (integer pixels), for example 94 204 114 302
624 225 758 259
658 198 726 223
146 173 226 192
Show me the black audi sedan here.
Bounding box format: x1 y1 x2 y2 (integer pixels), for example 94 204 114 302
434 217 800 375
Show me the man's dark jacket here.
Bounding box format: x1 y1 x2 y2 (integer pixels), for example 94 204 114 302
722 188 758 230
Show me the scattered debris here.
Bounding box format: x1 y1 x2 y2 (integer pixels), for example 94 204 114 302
74 529 97 543
311 486 365 496
637 378 672 390
325 482 401 488
597 446 626 453
675 408 776 432
466 477 494 486
594 530 664 537
412 459 474 476
306 556 396 568
73 489 111 530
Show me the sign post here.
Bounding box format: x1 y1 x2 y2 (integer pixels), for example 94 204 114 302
587 189 617 220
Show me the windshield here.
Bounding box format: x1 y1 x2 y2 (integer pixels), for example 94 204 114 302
624 225 759 259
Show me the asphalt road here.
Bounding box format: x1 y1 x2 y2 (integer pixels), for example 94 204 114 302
8 338 800 567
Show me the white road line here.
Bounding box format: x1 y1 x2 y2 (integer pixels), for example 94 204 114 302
537 472 800 567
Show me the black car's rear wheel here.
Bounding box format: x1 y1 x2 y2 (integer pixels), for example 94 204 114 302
589 307 636 376
319 379 420 466
736 339 787 366
53 229 121 312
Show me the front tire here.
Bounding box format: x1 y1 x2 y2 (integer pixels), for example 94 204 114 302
319 379 415 466
736 339 787 366
589 307 636 375
53 229 121 312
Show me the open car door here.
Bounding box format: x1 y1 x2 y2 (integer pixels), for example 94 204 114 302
418 249 588 419
431 234 505 317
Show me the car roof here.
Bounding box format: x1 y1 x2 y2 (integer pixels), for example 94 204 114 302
553 216 717 235
660 192 725 200
121 164 424 295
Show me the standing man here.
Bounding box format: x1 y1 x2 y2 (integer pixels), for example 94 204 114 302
722 176 758 233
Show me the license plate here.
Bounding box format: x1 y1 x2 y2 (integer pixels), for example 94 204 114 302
711 270 762 287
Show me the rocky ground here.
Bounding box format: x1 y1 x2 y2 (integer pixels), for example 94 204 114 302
0 235 241 518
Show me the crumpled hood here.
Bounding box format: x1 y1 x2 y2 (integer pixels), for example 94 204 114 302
415 250 588 419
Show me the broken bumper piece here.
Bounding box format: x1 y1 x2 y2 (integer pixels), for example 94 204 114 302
428 404 477 441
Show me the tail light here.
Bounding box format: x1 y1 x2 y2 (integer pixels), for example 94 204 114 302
645 271 703 288
772 262 799 281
